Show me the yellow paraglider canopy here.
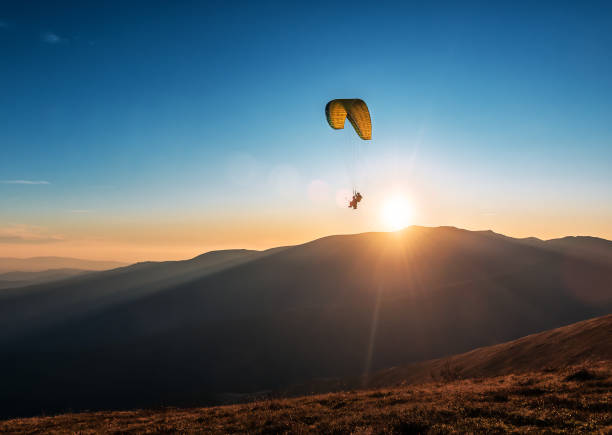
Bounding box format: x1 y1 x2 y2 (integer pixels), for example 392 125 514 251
325 99 372 140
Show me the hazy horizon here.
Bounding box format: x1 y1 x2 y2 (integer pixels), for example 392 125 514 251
1 224 610 264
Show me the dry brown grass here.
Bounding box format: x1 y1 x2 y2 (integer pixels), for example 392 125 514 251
2 362 611 434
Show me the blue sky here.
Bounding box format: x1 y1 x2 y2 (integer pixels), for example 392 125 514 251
1 1 611 260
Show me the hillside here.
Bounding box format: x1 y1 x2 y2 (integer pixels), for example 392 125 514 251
368 313 612 388
2 314 611 432
0 268 91 290
0 248 274 342
284 313 612 395
0 256 127 273
1 226 611 418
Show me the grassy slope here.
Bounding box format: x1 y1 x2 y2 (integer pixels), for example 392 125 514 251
365 313 612 388
279 313 612 397
2 314 611 433
2 363 611 433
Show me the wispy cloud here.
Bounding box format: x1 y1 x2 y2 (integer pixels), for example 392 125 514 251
1 180 50 185
42 32 66 44
0 224 64 244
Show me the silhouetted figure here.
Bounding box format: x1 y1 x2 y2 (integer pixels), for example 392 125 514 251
348 191 363 209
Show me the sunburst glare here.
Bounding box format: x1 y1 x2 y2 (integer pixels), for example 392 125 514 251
381 195 413 231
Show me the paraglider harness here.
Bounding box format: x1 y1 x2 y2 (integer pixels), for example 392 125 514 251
348 190 363 209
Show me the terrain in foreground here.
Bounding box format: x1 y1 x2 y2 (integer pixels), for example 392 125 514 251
2 314 611 433
2 362 610 434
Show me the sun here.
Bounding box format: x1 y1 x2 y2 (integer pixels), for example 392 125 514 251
381 195 413 231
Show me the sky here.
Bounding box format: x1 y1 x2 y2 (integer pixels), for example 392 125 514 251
1 1 611 262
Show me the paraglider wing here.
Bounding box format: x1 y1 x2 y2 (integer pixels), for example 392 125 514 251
325 99 372 140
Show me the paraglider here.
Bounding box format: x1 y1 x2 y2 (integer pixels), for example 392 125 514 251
325 99 372 140
325 99 371 209
348 190 363 209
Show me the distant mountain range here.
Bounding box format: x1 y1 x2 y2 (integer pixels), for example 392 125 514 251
0 256 128 290
0 268 93 290
0 256 127 273
1 226 611 418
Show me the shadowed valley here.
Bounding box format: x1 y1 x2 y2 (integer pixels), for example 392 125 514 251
2 315 611 433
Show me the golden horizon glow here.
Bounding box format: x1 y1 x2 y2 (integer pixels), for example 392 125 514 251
2 186 611 263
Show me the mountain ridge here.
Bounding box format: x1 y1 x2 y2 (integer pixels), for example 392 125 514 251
0 268 92 290
1 225 611 418
0 256 127 273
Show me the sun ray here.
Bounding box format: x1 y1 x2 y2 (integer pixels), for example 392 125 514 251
381 195 413 231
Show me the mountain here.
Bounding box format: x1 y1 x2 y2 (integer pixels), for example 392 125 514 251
0 248 277 342
0 268 92 290
544 236 612 264
1 226 611 418
479 231 612 265
0 256 127 273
